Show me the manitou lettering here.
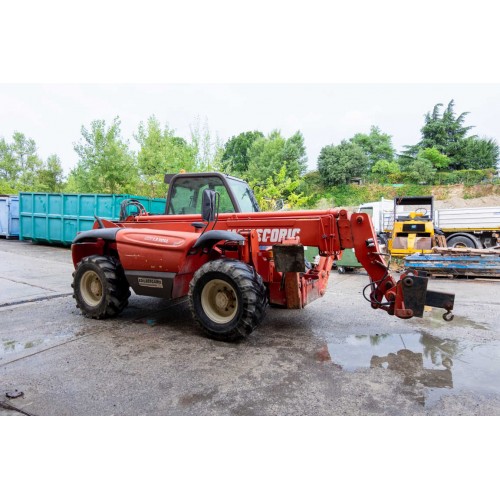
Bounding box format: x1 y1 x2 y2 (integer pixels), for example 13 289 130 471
228 228 301 243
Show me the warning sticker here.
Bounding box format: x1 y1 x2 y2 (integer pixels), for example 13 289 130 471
138 277 163 288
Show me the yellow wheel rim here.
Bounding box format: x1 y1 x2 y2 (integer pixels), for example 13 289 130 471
200 279 238 324
80 270 103 307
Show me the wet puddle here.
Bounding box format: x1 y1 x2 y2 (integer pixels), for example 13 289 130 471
325 332 500 407
423 309 490 331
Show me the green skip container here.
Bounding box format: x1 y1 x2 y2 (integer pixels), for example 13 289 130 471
19 192 166 245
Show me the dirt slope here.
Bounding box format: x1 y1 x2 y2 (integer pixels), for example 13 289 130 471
433 185 500 209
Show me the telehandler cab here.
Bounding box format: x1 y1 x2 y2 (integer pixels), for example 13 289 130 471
71 172 455 341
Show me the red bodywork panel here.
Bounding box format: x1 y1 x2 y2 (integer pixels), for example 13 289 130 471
115 229 206 299
116 229 199 273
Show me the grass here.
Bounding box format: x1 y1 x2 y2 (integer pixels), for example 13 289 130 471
463 183 500 199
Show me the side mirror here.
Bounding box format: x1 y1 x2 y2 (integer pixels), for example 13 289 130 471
201 189 217 222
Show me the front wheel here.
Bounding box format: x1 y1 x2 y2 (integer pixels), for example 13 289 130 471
189 259 268 341
72 255 130 319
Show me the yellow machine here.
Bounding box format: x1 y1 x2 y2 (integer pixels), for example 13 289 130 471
388 196 436 257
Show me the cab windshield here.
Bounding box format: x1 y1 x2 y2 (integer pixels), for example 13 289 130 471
226 178 260 212
166 175 259 215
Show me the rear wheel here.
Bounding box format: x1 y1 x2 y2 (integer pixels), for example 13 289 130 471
72 255 130 319
189 259 268 341
447 235 482 249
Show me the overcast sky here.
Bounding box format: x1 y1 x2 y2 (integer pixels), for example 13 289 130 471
1 83 499 176
2 3 500 179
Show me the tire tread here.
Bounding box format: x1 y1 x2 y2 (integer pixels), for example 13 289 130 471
73 255 130 319
189 259 267 341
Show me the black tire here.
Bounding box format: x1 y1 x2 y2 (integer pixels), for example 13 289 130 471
446 235 481 249
189 259 268 341
72 255 130 319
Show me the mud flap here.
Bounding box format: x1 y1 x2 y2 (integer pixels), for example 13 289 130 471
273 244 305 309
273 244 305 273
401 274 455 318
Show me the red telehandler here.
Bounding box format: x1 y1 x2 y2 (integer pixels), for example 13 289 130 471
71 172 455 341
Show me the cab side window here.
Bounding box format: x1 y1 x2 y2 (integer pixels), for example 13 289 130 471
168 185 197 215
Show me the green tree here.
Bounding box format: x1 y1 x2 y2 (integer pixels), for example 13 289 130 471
72 117 137 194
401 100 498 171
372 159 400 176
299 170 322 198
371 159 401 183
317 140 369 186
247 130 307 183
35 154 65 192
418 147 451 170
135 115 196 197
350 126 395 168
221 131 264 176
0 132 43 191
457 137 499 170
11 132 42 186
0 137 16 186
421 100 472 154
190 118 224 172
282 131 308 177
404 158 436 184
251 165 309 211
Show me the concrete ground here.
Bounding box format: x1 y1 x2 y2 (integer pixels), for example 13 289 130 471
1 238 499 416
